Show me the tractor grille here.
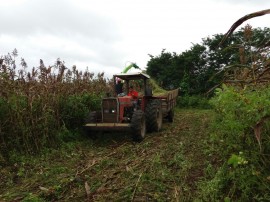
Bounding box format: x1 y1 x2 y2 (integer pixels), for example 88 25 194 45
102 98 118 123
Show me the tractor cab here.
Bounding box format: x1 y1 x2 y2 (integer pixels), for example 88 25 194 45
104 72 151 123
113 72 151 97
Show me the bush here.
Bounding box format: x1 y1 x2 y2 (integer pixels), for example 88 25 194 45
177 95 211 109
59 93 101 129
198 84 270 201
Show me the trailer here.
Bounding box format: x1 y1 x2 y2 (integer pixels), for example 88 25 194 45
157 88 179 122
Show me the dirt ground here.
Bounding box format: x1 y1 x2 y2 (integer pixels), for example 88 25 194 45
0 109 214 201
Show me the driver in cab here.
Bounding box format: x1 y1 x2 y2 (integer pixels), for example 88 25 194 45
128 86 138 99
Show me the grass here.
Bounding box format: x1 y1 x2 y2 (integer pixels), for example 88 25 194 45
0 108 215 201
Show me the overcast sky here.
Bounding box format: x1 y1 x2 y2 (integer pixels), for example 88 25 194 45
1 0 270 78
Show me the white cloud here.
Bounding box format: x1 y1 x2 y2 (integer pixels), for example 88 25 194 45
1 0 270 78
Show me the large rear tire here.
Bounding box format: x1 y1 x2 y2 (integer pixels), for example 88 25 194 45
131 110 146 142
145 100 163 132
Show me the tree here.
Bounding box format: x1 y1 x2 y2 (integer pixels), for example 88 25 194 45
147 49 180 89
146 27 270 95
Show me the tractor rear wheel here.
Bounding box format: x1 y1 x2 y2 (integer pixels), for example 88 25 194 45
131 110 146 142
145 100 163 132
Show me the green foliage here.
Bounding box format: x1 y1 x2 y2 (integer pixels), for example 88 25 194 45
59 93 101 129
147 50 178 89
179 71 190 94
227 153 248 168
177 95 211 109
198 85 270 201
196 164 228 201
146 27 270 95
22 193 45 202
210 85 270 150
196 26 270 200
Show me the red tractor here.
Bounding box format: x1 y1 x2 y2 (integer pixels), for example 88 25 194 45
84 72 178 141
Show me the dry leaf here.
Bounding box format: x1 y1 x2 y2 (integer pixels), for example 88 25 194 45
85 181 91 197
39 186 49 192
